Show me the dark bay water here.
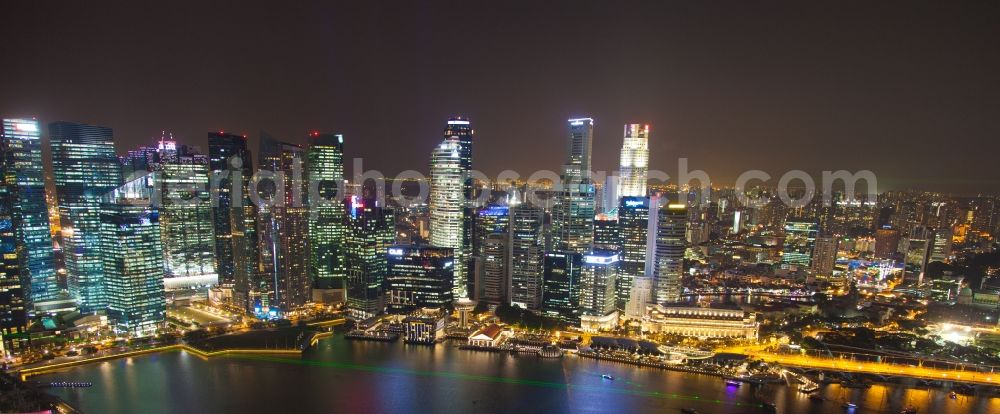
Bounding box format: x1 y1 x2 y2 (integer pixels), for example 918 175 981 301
37 335 999 414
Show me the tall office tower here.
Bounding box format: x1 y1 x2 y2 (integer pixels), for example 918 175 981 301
873 226 900 260
601 175 618 214
1 119 57 306
0 142 27 355
930 227 953 263
579 250 619 317
207 132 257 311
100 175 165 337
480 233 508 305
542 251 582 324
473 205 509 257
307 133 347 298
344 197 394 319
903 236 931 285
385 244 454 314
257 135 310 312
50 122 123 313
781 218 819 268
811 235 839 277
617 196 649 310
157 144 217 291
617 124 650 199
552 118 596 254
429 133 468 298
593 214 620 250
654 204 686 304
509 203 544 310
624 276 653 320
443 118 475 284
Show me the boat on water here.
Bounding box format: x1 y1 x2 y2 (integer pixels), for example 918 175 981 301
724 379 741 387
948 391 957 400
601 374 614 380
842 402 857 409
761 401 776 411
680 409 699 414
900 406 918 414
799 384 819 393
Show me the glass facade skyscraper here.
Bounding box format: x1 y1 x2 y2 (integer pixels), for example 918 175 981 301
580 250 619 317
345 197 394 319
1 119 56 305
50 121 123 313
654 204 687 304
157 146 217 290
385 244 454 313
552 118 596 254
617 196 649 310
542 251 582 325
100 175 165 337
429 125 468 298
781 219 819 267
207 132 257 312
509 203 543 310
0 138 26 355
307 133 347 293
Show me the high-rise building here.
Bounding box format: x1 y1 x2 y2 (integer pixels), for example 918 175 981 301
580 250 619 317
473 205 508 257
429 123 469 298
624 276 653 320
592 214 620 251
443 117 475 297
385 244 454 313
781 219 819 268
50 122 123 313
100 175 166 337
257 135 310 312
654 204 686 304
157 145 217 290
874 227 901 260
552 118 596 254
344 197 394 319
509 203 543 310
0 139 26 355
307 133 347 298
1 119 57 306
617 196 649 310
930 227 953 263
542 251 582 325
480 233 508 305
811 235 839 277
617 123 650 199
207 132 257 311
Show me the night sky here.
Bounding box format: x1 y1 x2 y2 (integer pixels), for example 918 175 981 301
1 1 998 193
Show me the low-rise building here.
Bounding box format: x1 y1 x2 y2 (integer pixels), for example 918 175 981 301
403 308 447 344
641 305 759 340
467 324 508 347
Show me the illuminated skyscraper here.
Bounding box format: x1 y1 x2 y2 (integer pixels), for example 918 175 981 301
385 244 454 313
811 235 839 277
617 196 649 310
307 133 347 297
473 205 508 257
509 203 543 310
344 197 395 319
781 219 819 267
617 123 650 199
443 117 475 296
654 204 686 303
873 226 900 260
257 135 310 312
50 121 123 313
208 132 257 311
592 214 620 251
580 250 619 316
100 175 165 337
1 119 57 305
552 118 596 254
429 125 469 298
0 141 26 355
157 144 217 290
542 251 582 325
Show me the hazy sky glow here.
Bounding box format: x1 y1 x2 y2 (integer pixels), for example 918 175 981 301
1 1 997 193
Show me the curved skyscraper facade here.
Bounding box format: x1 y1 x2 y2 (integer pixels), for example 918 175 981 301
429 126 468 298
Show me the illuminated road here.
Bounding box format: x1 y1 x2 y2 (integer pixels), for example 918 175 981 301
720 344 1000 385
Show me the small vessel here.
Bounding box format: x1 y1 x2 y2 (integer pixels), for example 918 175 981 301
799 384 819 393
601 374 614 380
724 379 741 387
948 391 957 400
680 409 699 414
809 395 824 403
900 406 918 414
842 402 857 409
761 401 777 411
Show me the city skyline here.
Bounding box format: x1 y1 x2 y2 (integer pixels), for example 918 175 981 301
1 2 998 194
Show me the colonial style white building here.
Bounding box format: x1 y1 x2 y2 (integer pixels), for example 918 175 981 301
641 306 759 340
